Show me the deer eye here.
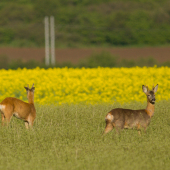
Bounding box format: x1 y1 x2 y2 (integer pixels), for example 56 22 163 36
147 95 151 97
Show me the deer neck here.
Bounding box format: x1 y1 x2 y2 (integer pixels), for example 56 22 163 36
145 100 155 118
27 93 34 104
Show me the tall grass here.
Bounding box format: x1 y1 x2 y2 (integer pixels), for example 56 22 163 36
0 101 170 170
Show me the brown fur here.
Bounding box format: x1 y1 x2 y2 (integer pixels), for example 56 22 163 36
0 84 36 129
103 84 158 135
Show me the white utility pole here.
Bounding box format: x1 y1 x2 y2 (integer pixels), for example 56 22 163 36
44 16 56 66
44 16 50 65
50 16 55 65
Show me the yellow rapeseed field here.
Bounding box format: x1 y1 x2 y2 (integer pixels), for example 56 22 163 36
0 67 169 105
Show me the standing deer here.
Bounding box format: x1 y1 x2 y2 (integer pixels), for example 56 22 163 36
0 84 36 129
103 84 158 135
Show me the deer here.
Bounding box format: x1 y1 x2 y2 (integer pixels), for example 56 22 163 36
103 84 158 135
0 84 36 129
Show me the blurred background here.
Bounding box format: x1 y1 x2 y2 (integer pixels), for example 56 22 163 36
0 0 170 69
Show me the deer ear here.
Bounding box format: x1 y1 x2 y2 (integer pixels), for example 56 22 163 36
153 84 158 93
31 87 35 91
142 85 148 94
24 87 29 91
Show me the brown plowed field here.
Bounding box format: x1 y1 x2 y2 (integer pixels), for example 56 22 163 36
0 46 170 64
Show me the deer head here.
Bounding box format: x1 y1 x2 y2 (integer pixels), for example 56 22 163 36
24 84 35 103
24 84 35 93
142 84 158 104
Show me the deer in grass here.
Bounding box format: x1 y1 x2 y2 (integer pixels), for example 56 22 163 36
103 84 158 135
0 84 36 129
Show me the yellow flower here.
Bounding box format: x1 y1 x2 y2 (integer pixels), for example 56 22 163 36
0 67 168 105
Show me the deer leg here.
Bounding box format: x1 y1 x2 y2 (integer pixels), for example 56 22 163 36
143 127 147 133
1 113 5 126
137 123 141 136
103 123 113 135
115 126 123 134
115 121 124 134
4 114 12 126
138 130 141 135
25 122 29 129
27 116 35 129
28 121 34 128
3 105 13 126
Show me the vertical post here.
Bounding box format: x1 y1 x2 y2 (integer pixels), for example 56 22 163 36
44 16 50 66
50 16 55 65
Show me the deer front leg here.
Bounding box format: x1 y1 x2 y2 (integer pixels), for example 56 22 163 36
26 116 35 129
25 122 29 129
28 121 34 128
137 123 141 136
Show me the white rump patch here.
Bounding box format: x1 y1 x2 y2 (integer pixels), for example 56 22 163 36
0 104 5 111
105 113 114 121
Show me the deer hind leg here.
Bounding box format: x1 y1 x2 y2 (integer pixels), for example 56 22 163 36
103 123 113 135
1 113 5 126
5 112 13 126
1 113 12 126
0 106 8 126
4 113 12 126
103 113 114 135
3 106 13 126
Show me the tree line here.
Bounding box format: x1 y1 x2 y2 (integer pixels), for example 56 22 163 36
0 0 170 47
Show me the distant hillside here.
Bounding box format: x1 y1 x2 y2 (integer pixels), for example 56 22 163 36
0 0 170 47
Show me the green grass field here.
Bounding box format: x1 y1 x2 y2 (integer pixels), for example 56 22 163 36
0 101 170 170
